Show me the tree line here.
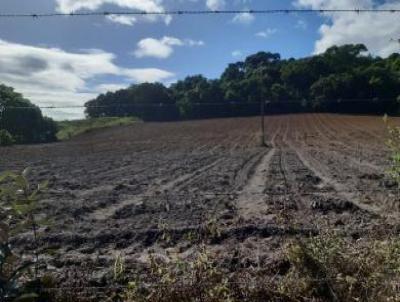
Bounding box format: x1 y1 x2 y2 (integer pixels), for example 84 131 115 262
85 44 400 121
0 84 57 144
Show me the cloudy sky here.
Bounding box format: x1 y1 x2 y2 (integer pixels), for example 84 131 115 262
1 0 399 120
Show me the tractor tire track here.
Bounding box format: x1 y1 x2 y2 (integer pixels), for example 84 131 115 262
235 119 283 221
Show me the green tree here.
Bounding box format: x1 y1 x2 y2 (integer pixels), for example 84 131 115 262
85 82 177 121
322 44 370 72
244 51 281 71
281 57 329 99
0 84 57 144
171 76 224 117
85 44 400 120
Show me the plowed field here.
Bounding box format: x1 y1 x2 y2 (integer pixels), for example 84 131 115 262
1 113 398 286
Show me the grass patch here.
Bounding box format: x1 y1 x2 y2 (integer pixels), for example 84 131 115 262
56 117 138 140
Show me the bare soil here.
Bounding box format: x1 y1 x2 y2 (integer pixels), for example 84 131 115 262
1 113 399 287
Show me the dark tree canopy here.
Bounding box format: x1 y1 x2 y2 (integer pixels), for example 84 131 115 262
0 84 57 144
85 44 400 121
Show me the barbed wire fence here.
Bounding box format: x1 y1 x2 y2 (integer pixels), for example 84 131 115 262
1 98 399 110
1 8 400 19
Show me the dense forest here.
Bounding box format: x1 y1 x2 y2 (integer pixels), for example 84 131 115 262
85 44 400 121
0 84 58 144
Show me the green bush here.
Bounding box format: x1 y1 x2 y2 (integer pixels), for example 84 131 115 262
0 169 48 301
384 115 400 188
0 129 14 146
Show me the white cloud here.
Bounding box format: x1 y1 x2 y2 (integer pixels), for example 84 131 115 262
55 0 171 25
134 37 182 59
0 39 174 120
163 15 173 25
106 15 137 26
295 0 400 57
255 28 277 38
134 36 204 59
294 0 372 10
206 0 225 10
232 50 243 58
56 0 164 13
186 39 205 46
122 68 175 82
95 83 128 93
232 11 255 25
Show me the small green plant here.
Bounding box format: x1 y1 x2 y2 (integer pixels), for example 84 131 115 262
157 221 172 244
0 221 35 301
113 253 125 282
202 216 222 242
384 115 400 188
205 217 220 239
184 231 199 244
0 129 15 146
0 168 47 301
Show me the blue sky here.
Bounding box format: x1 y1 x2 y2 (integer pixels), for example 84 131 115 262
0 0 399 119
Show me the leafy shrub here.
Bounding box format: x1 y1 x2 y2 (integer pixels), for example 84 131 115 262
0 169 47 301
0 129 14 146
0 221 34 300
384 115 400 188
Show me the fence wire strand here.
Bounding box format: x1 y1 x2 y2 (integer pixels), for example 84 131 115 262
2 98 399 110
1 8 400 19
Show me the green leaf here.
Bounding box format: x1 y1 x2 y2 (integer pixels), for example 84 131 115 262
0 171 16 183
21 168 31 178
12 203 36 216
38 181 48 192
14 176 28 192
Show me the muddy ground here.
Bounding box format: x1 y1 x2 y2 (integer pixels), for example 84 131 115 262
1 113 399 291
